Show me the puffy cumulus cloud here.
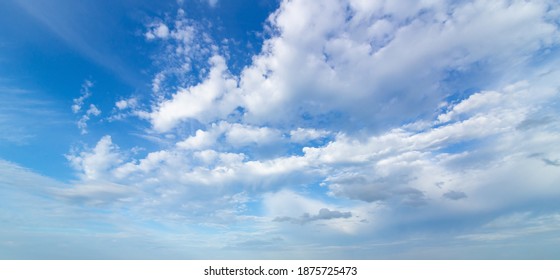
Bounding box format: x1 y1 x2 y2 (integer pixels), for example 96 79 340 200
66 135 123 181
437 90 505 123
63 135 316 225
147 0 559 132
259 0 557 127
289 128 331 143
61 72 560 256
177 121 283 150
176 128 219 150
150 55 240 132
225 123 283 147
310 79 560 212
114 143 313 193
176 121 284 150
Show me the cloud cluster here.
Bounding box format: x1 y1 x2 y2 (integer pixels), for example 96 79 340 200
56 0 560 255
65 74 560 238
148 0 560 133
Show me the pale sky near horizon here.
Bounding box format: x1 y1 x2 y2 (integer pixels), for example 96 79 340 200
1 0 560 259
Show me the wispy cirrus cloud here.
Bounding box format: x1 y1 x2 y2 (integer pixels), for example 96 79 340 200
0 82 62 145
14 0 144 87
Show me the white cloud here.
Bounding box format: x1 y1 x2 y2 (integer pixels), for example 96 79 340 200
150 55 239 132
72 81 101 134
115 97 137 110
263 189 331 219
144 10 222 101
225 123 282 147
77 104 101 134
289 128 330 143
69 74 560 223
71 80 93 113
145 0 559 135
176 121 284 151
145 23 170 40
326 88 557 208
66 135 123 181
87 104 101 116
261 189 369 236
56 180 137 205
437 90 504 123
231 0 558 129
109 97 141 122
176 129 218 150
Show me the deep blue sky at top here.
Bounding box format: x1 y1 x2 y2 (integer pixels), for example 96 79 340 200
0 0 278 179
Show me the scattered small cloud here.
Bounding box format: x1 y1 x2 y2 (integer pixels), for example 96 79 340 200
77 104 101 134
115 97 138 110
72 80 93 113
72 80 101 134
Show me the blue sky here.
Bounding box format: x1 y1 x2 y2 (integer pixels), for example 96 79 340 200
1 0 560 259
